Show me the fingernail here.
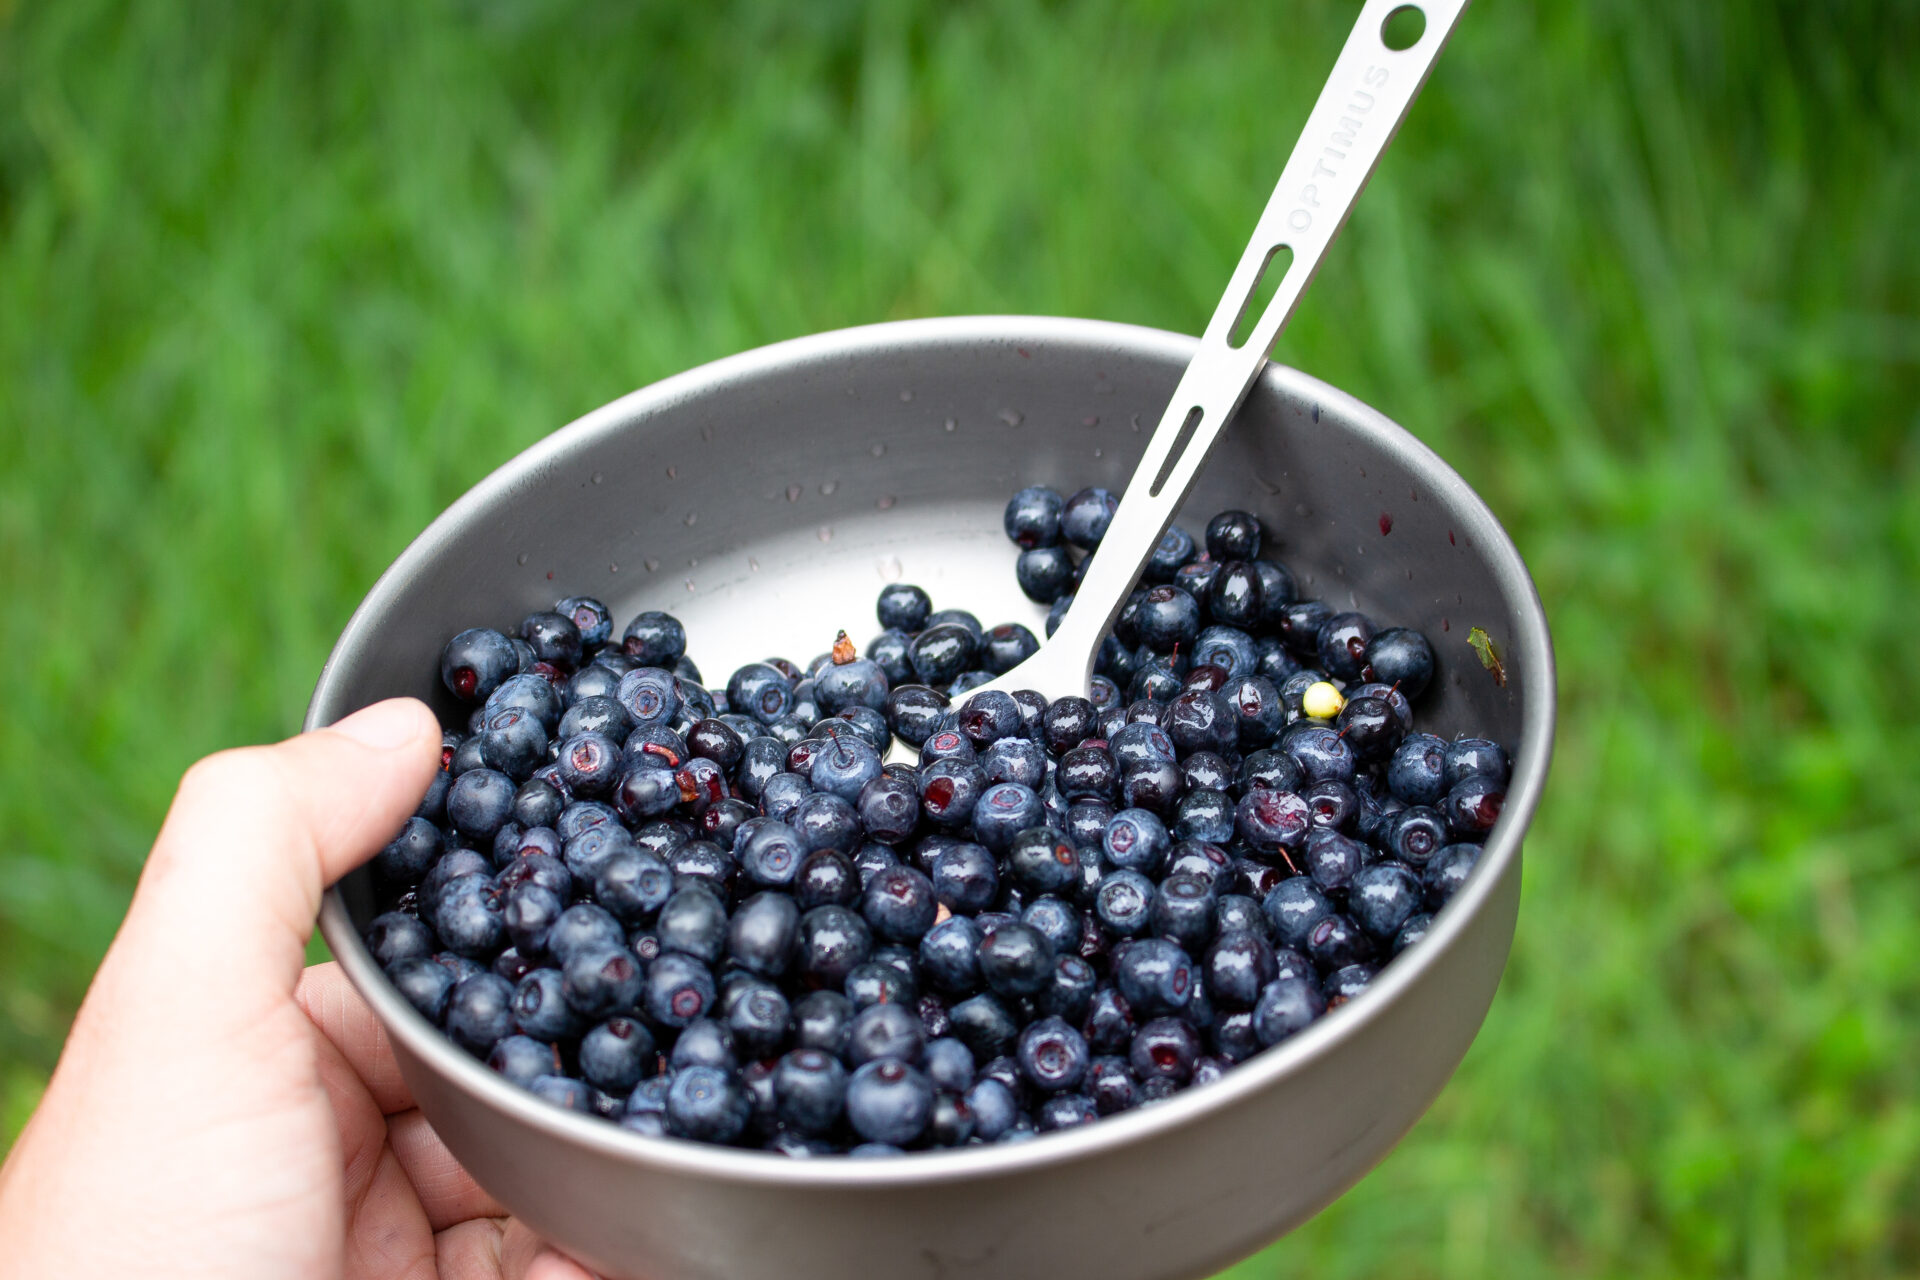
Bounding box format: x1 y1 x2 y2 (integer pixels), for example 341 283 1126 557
331 698 425 751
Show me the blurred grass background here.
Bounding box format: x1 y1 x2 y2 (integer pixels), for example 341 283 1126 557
3 0 1917 1273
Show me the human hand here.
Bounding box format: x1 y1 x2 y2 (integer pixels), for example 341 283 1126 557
0 698 597 1280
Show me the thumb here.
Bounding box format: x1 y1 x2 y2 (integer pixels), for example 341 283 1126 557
112 697 442 1015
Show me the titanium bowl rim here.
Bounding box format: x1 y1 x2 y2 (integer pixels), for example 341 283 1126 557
311 312 1557 1189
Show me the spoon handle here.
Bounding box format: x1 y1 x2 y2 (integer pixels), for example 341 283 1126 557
1044 0 1471 687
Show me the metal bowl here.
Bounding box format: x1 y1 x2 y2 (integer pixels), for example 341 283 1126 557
311 315 1555 1280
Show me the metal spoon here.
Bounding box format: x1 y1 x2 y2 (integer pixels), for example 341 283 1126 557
894 0 1467 746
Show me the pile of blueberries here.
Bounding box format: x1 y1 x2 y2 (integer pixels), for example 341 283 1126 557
362 483 1511 1156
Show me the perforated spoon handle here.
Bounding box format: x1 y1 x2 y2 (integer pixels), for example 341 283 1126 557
988 0 1470 705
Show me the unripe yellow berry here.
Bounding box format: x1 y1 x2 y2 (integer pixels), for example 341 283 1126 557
1302 681 1346 720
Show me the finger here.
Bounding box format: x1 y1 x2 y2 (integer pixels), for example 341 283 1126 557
388 1109 508 1230
114 698 440 1020
435 1217 603 1280
297 962 415 1115
341 1145 440 1280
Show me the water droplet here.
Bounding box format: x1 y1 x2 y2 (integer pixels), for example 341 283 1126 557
876 495 896 510
870 443 886 458
878 555 904 580
749 557 761 572
688 558 699 568
899 390 914 402
516 552 529 566
609 562 620 573
700 425 713 441
998 408 1023 427
786 484 803 502
667 466 678 480
591 471 603 485
821 480 838 496
943 418 957 432
1131 415 1142 432
1092 448 1103 459
1083 415 1098 427
645 558 660 572
686 578 697 593
817 525 833 542
684 512 697 527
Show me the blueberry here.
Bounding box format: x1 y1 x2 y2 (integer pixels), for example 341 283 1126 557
376 817 444 884
1056 745 1118 802
782 849 854 911
1174 558 1221 603
1384 806 1449 867
845 1060 933 1146
445 972 516 1056
810 735 882 802
1150 874 1216 953
1204 509 1262 561
1191 626 1258 680
1129 1017 1200 1083
1204 927 1279 1008
1280 724 1356 785
981 622 1041 673
773 1048 849 1136
619 610 685 667
918 758 987 829
488 1034 563 1089
1302 912 1371 971
561 945 643 1020
1386 733 1448 806
1060 487 1118 549
1252 976 1326 1047
918 727 977 768
547 903 625 965
1423 843 1480 908
616 668 681 731
1037 1093 1100 1131
723 890 799 978
1235 788 1310 859
1442 776 1506 841
665 1065 750 1144
908 623 978 686
739 819 806 890
924 840 996 914
551 595 613 653
1302 779 1358 832
562 822 636 885
1113 938 1195 1018
1133 585 1202 654
1393 912 1434 955
721 979 792 1060
1097 807 1167 876
1207 561 1264 628
1084 1055 1139 1114
1094 869 1155 937
1016 546 1076 603
579 1017 656 1092
484 672 564 734
501 881 563 955
1254 635 1303 683
657 883 729 965
519 610 583 668
918 915 983 995
726 663 795 727
876 583 934 633
861 865 938 943
366 910 436 968
1011 1015 1088 1093
1004 485 1066 548
815 655 890 716
1046 593 1075 637
447 769 517 841
557 695 633 747
965 1078 1019 1140
1172 788 1237 846
1163 689 1237 757
1303 829 1367 893
851 842 901 889
978 739 1045 793
642 952 717 1029
441 628 519 703
846 1001 926 1068
1021 895 1081 959
756 773 809 824
844 959 916 1011
386 956 456 1023
797 905 873 989
432 874 504 958
948 993 1021 1062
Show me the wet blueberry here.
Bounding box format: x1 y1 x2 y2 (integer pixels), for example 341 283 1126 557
846 1060 933 1146
1423 843 1480 908
797 905 873 989
1113 938 1195 1018
441 628 519 704
876 583 934 633
1252 976 1326 1047
386 956 456 1023
445 972 516 1057
642 952 717 1029
774 1048 849 1136
1016 546 1076 603
1060 487 1118 549
621 611 686 668
666 1065 750 1144
1129 1017 1200 1084
1442 776 1505 841
1094 869 1155 937
908 623 978 686
1204 509 1262 561
1004 484 1066 548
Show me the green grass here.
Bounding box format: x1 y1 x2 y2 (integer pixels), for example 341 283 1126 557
3 0 1918 1274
